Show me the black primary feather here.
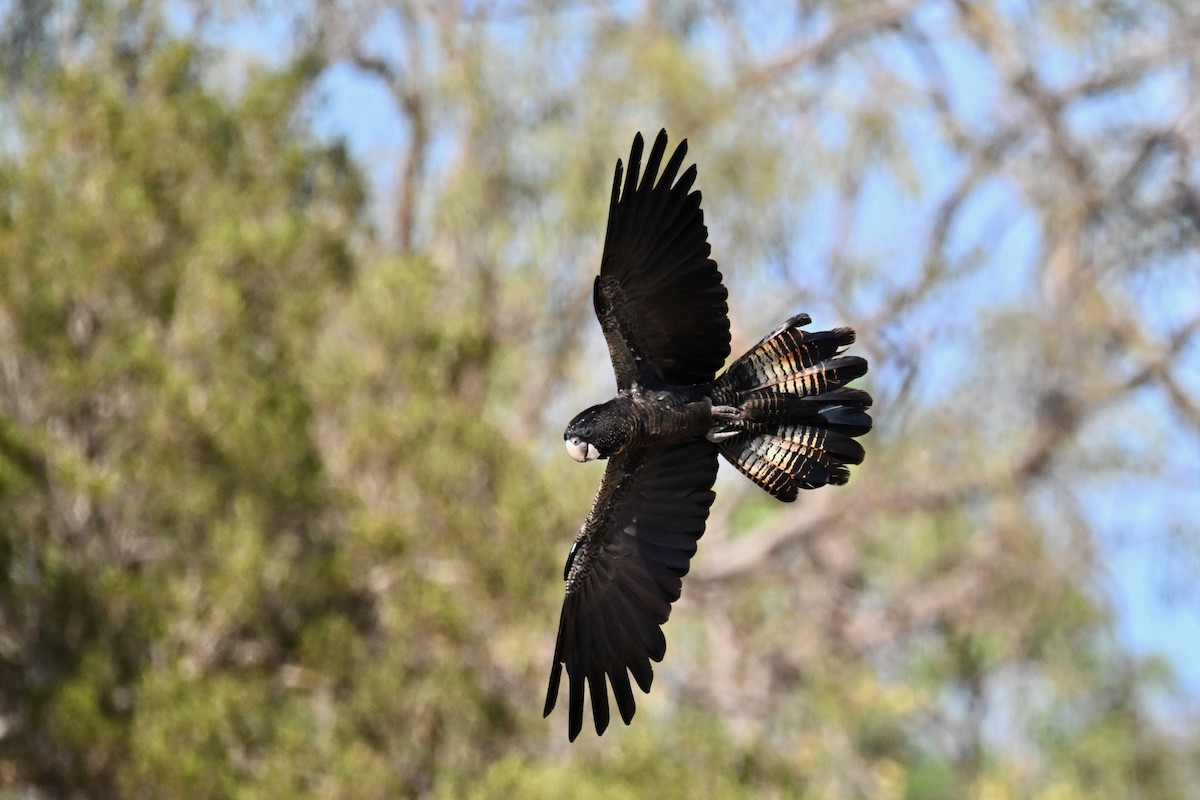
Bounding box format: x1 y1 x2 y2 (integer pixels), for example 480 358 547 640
594 130 730 389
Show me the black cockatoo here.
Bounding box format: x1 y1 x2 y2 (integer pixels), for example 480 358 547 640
545 130 873 740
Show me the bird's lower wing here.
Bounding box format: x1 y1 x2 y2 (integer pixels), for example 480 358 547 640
545 439 719 741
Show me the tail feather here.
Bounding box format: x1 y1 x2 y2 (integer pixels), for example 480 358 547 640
721 315 862 396
713 315 872 501
738 388 873 435
721 425 863 501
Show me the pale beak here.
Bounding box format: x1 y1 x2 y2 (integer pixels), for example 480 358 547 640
565 437 600 462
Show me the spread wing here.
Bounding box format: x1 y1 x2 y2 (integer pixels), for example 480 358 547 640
544 439 719 740
595 130 730 389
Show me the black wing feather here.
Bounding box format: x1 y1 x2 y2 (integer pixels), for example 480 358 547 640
595 130 730 389
544 440 719 740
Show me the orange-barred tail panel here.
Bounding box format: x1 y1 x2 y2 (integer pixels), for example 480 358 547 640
712 314 873 501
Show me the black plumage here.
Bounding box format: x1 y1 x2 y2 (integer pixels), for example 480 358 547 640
546 130 873 741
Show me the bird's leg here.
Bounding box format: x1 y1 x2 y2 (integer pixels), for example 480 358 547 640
707 405 742 442
706 428 739 442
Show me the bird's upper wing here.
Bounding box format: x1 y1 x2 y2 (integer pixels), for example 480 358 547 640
595 130 730 389
544 439 719 740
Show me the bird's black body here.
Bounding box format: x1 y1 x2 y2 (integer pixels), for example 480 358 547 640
565 385 714 460
546 130 873 741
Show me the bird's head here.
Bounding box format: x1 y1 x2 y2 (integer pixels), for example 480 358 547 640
564 401 629 462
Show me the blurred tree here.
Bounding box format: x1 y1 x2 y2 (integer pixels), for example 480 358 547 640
0 6 572 796
0 17 367 796
2 0 1199 798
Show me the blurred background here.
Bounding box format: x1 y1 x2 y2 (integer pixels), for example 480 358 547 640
2 0 1199 797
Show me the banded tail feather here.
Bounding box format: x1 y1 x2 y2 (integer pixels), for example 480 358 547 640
711 314 872 502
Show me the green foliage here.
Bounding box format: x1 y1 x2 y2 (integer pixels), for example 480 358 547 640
0 15 568 797
0 28 366 796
